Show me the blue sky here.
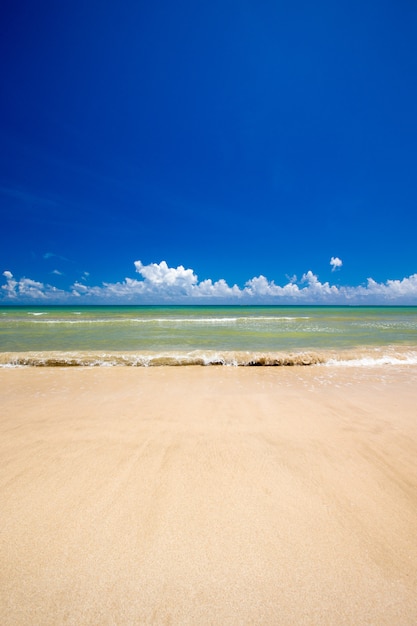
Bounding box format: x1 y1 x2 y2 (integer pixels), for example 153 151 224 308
1 0 417 304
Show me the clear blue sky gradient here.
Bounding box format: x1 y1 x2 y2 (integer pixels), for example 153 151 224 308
1 0 417 302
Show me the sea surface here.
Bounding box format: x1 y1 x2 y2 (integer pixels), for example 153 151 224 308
1 305 417 366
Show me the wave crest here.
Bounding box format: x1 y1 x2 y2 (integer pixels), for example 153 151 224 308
1 348 417 368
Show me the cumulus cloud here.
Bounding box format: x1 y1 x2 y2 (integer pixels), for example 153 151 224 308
134 260 198 294
2 270 66 300
330 256 343 271
244 275 301 298
133 260 242 299
68 261 242 302
2 271 17 297
346 274 417 301
243 271 341 302
2 261 417 304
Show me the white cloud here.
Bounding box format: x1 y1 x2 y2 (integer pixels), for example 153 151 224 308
2 270 66 300
134 260 198 294
193 277 241 298
244 275 301 298
134 260 241 299
2 261 417 304
330 256 343 271
2 271 17 297
300 270 340 298
243 271 340 302
346 274 417 301
68 261 242 302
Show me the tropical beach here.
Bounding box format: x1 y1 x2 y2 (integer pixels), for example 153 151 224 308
3 0 417 622
1 305 417 624
1 360 417 624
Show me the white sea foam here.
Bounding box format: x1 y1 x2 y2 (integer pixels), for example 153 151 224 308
131 317 240 324
0 350 326 367
12 315 310 327
0 361 24 368
2 348 417 368
25 319 116 324
324 353 417 367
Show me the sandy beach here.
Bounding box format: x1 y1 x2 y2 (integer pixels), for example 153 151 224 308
1 364 417 625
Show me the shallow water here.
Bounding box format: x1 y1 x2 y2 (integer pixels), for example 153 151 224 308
1 305 416 366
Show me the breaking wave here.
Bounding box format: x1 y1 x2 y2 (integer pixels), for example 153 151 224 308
323 354 417 367
1 348 417 368
11 315 310 325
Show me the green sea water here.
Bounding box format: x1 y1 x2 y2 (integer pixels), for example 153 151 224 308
1 305 417 366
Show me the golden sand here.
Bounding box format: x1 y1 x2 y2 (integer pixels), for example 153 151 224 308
1 365 417 625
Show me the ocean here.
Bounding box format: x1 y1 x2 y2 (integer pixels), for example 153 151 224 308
1 305 417 366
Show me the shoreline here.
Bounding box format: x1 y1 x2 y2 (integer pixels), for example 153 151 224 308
1 366 417 624
1 344 417 367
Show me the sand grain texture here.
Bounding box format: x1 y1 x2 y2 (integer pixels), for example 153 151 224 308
1 366 417 624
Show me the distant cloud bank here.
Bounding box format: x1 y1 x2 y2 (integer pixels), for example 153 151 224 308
2 260 417 304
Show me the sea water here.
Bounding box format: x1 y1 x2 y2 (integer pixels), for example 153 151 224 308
1 305 417 366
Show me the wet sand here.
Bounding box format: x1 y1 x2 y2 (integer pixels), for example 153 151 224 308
1 365 417 625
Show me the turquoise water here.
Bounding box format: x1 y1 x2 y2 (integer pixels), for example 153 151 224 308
1 306 417 366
